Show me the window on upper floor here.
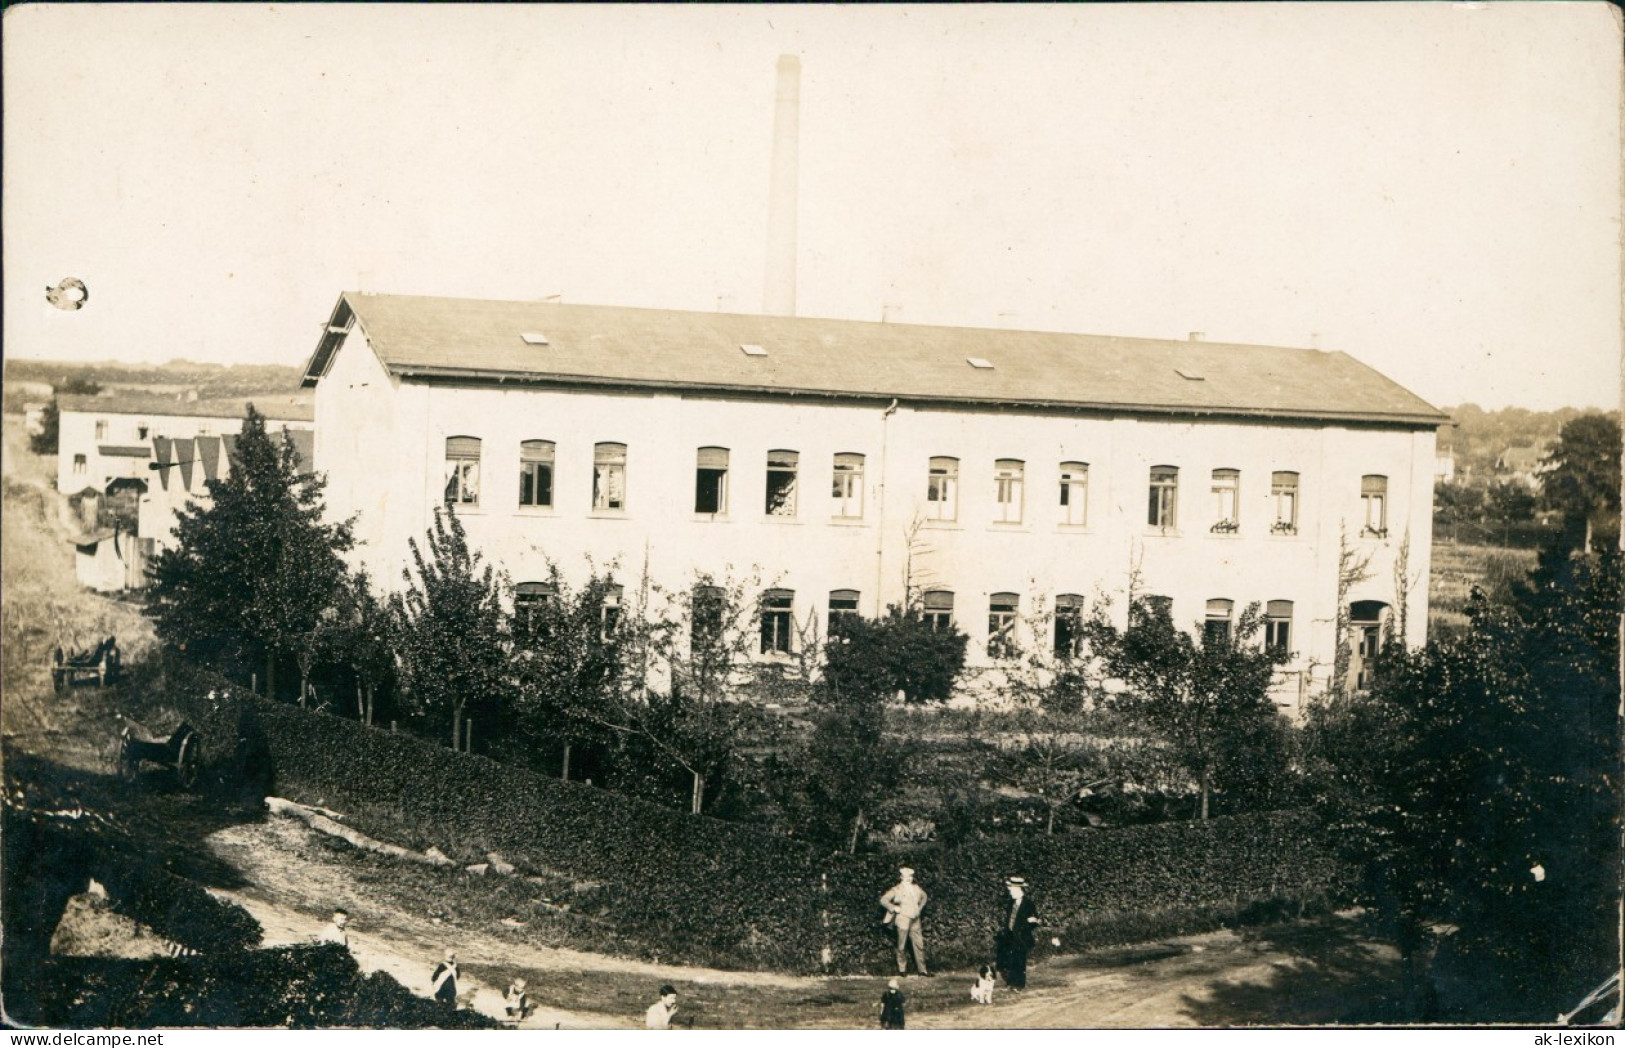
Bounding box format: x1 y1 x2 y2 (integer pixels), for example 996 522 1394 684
1211 469 1240 533
1054 593 1085 658
927 457 959 521
923 589 955 632
94 420 107 440
832 453 865 519
988 592 1019 658
1271 471 1300 535
593 442 627 511
137 423 149 440
519 440 555 508
1361 475 1388 537
828 589 861 637
1204 598 1234 647
760 588 795 654
444 436 481 506
1059 462 1089 526
1148 466 1178 531
73 454 87 475
695 447 729 515
1265 599 1293 656
766 450 798 517
994 459 1025 524
514 580 556 636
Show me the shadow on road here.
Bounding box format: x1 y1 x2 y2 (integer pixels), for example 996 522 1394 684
1177 918 1412 1026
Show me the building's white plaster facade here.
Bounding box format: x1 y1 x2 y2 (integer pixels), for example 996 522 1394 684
313 320 1436 709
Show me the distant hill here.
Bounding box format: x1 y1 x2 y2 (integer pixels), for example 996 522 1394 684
3 359 305 413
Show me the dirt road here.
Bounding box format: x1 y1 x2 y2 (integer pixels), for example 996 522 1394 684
195 811 1398 1029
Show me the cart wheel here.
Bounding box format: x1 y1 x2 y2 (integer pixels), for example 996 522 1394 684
176 736 201 790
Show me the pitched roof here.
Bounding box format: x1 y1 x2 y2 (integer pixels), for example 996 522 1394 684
58 391 314 423
303 292 1445 428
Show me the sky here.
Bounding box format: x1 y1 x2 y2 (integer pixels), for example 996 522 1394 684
4 3 1620 412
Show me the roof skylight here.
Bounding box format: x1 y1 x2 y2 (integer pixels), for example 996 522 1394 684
740 344 768 357
967 357 995 369
520 332 550 346
1175 367 1205 381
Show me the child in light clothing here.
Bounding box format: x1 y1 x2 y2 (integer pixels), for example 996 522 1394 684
971 964 996 1005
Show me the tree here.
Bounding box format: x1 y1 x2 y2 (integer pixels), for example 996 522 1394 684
822 605 968 705
1539 413 1621 553
1080 596 1289 819
790 627 911 852
148 406 353 693
986 708 1106 835
1303 555 1620 1020
508 566 627 779
390 508 512 751
324 568 395 725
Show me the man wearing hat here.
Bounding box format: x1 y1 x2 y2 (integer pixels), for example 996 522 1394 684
879 866 931 976
996 876 1041 990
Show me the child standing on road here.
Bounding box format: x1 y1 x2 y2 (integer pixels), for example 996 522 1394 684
879 978 907 1029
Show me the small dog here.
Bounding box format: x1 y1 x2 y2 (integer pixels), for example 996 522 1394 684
970 964 996 1005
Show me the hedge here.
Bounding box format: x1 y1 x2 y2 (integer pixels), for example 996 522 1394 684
173 682 1347 974
35 946 497 1029
828 810 1348 971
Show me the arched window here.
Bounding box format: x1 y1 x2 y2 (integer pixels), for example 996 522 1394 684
1361 475 1388 537
1204 598 1234 646
1210 468 1240 532
519 439 555 508
445 436 481 506
927 457 959 521
832 453 865 518
760 588 794 653
1265 599 1293 655
922 589 955 631
994 460 1024 524
828 589 861 635
593 442 627 510
1059 462 1088 526
766 450 798 516
1148 466 1178 530
1054 593 1085 657
514 580 557 634
988 592 1019 657
1271 471 1300 534
695 447 729 515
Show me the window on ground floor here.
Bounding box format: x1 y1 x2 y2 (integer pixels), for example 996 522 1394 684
1204 598 1234 647
1265 599 1293 655
988 592 1018 657
760 588 794 654
923 589 955 631
1054 593 1085 657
